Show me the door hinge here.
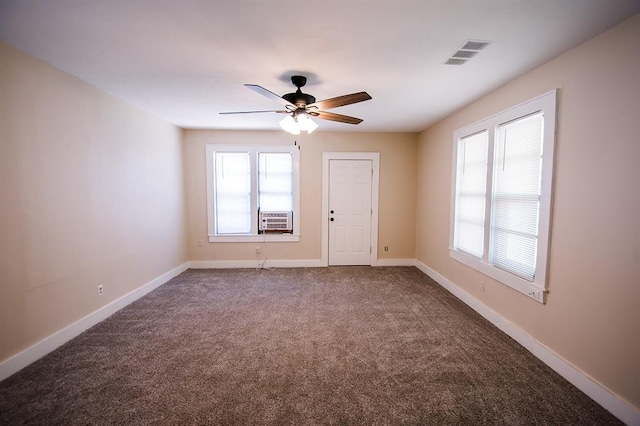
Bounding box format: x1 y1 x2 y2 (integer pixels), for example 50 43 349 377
370 246 372 254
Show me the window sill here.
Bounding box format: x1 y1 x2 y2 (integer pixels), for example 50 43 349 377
208 234 300 243
449 249 546 303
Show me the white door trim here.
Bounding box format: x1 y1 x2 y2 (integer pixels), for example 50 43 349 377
321 152 380 267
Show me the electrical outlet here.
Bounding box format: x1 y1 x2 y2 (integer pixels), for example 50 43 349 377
528 289 543 301
97 285 104 297
197 240 203 247
384 246 389 252
480 281 485 292
255 246 261 254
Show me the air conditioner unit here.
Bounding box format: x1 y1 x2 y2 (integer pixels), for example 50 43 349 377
259 211 293 232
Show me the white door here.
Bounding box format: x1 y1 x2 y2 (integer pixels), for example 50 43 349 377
328 159 372 265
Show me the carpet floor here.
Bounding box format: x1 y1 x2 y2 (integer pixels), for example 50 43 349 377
0 267 620 425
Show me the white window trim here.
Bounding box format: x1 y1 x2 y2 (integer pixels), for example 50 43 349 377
449 90 557 303
205 144 300 243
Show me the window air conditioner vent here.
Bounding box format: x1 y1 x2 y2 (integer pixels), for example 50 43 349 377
259 211 293 231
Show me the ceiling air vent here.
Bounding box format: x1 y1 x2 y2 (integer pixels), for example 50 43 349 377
452 50 477 59
461 40 490 51
445 39 491 65
445 58 468 65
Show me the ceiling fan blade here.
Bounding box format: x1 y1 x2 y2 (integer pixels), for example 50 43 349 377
219 110 288 115
308 92 371 110
245 84 297 109
314 111 363 125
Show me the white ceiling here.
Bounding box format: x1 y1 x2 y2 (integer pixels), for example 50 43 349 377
1 1 638 132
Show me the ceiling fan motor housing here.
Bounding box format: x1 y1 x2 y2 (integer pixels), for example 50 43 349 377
291 75 307 88
282 75 316 108
283 91 316 108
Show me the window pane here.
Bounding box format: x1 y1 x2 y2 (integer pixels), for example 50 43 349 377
215 152 251 234
259 152 292 212
454 131 488 258
491 112 544 280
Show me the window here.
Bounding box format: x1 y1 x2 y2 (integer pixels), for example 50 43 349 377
453 131 488 258
450 90 556 303
206 144 300 242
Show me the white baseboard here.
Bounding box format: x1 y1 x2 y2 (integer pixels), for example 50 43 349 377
373 258 416 267
189 259 325 269
413 260 640 426
0 262 189 382
189 258 416 269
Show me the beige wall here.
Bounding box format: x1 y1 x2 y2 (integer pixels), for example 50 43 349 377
183 130 418 262
0 42 188 362
416 15 640 409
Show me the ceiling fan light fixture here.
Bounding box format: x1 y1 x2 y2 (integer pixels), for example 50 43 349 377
306 118 319 134
297 113 318 134
279 115 300 135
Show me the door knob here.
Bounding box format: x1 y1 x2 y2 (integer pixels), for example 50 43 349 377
330 218 334 221
330 210 334 214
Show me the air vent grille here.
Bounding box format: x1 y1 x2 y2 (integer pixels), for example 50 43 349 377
452 50 477 59
445 58 468 65
445 40 491 65
461 40 490 51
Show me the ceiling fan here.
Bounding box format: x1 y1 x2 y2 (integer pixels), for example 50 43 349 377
220 75 372 134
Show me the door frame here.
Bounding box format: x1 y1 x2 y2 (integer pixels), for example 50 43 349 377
321 152 380 266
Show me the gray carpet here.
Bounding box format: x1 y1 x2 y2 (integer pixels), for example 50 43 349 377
0 267 620 425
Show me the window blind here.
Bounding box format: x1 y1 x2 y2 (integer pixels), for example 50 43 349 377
258 152 293 212
215 152 251 234
491 112 544 281
454 131 488 258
